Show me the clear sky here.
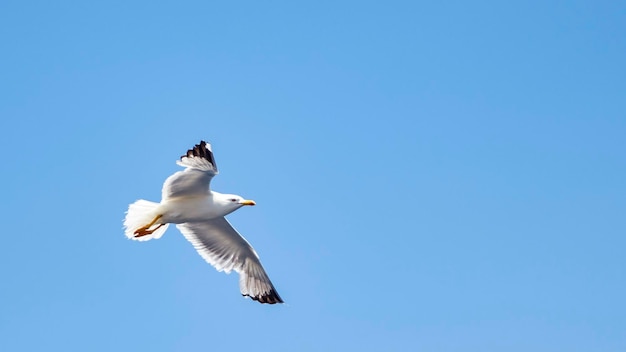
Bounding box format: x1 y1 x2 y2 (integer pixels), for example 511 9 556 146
1 1 624 351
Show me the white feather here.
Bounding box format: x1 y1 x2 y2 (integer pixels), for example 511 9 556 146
176 217 283 304
123 200 170 241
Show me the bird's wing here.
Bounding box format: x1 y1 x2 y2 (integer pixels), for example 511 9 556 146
162 141 219 200
176 217 283 304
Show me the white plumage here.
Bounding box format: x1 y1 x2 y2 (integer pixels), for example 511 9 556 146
123 141 283 304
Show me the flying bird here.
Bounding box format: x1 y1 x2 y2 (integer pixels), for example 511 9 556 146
123 141 283 304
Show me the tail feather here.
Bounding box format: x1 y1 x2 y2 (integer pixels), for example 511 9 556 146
123 200 169 242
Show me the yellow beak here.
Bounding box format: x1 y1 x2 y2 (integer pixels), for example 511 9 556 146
240 200 256 206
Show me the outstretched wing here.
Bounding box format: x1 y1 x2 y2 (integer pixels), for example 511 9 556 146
162 141 219 200
176 217 284 304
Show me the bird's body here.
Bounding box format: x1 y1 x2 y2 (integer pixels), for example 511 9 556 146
123 141 283 304
157 192 236 224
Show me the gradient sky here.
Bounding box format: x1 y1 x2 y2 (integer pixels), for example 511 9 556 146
1 1 625 351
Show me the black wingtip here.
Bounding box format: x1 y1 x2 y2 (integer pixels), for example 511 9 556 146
243 289 284 305
181 141 217 169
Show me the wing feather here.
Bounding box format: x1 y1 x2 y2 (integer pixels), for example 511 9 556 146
176 217 284 304
162 141 218 200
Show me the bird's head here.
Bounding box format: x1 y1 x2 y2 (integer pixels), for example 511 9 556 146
220 194 256 211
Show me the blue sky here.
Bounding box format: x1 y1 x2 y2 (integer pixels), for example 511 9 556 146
1 1 625 351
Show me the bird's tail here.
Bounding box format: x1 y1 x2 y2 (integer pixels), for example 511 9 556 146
123 200 170 242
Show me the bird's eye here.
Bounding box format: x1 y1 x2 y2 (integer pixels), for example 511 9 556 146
230 198 237 202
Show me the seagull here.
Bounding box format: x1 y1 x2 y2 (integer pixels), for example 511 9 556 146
123 141 283 304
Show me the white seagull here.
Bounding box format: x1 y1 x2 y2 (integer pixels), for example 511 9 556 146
123 141 283 304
